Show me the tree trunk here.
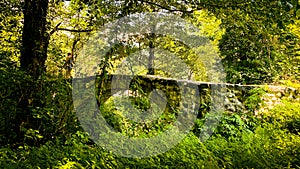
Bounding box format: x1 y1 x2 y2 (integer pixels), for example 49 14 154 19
14 0 49 145
20 0 49 78
147 25 156 75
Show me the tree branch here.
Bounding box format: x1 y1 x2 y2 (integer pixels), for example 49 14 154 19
57 28 94 32
139 0 195 13
71 38 80 62
49 22 62 36
139 0 251 13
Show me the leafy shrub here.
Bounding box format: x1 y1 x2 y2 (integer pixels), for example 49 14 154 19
0 133 220 168
27 76 81 144
0 69 31 144
99 96 178 137
244 87 266 113
205 124 300 169
194 87 264 139
214 114 253 138
261 100 300 135
194 113 258 140
0 69 81 146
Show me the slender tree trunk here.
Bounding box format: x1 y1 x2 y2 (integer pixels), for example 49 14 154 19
147 25 156 75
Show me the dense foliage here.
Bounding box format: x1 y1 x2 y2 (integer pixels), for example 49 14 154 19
1 0 300 168
1 97 300 168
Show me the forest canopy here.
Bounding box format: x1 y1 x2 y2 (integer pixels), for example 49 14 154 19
1 0 299 82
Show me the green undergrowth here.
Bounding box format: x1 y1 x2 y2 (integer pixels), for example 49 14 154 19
1 70 299 168
1 99 300 168
1 124 299 168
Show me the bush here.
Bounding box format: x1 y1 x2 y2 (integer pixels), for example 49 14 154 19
205 124 300 168
1 126 300 169
98 96 178 137
0 69 80 146
261 100 300 135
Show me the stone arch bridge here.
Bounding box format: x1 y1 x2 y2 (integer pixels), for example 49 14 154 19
73 74 300 117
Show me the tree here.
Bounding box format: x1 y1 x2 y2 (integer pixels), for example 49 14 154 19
212 0 300 84
20 0 49 78
0 0 23 68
